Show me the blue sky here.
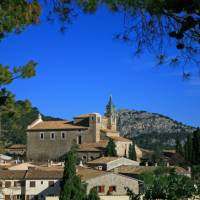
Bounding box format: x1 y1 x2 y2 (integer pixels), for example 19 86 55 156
1 7 200 127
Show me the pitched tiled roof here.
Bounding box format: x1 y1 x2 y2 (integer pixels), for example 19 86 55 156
0 170 27 179
77 166 108 181
87 157 119 164
25 168 63 179
117 165 189 175
78 141 108 152
28 121 88 131
108 136 131 142
100 129 118 133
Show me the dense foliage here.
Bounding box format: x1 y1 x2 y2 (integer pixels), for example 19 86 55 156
0 99 62 145
60 150 87 200
60 149 100 200
105 138 117 157
45 0 200 75
1 0 199 80
140 167 200 200
128 139 137 160
176 129 200 165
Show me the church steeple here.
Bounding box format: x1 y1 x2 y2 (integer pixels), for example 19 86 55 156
105 95 115 117
105 96 117 131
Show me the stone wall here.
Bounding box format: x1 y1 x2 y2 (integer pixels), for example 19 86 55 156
115 141 132 157
27 130 88 161
86 173 139 195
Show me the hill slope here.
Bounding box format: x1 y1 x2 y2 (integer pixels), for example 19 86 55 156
1 100 63 145
117 109 195 149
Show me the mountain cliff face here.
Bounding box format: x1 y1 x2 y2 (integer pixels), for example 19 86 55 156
117 109 195 148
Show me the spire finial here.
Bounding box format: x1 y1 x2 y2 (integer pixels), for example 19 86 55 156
38 113 42 120
105 95 115 117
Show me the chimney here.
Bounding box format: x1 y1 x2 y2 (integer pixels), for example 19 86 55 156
38 113 42 120
79 160 83 167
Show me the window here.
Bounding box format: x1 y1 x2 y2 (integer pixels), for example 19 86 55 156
98 186 105 193
21 181 25 187
0 181 2 188
16 195 22 200
5 181 11 188
77 135 82 144
50 132 55 140
109 186 116 192
30 181 35 188
41 181 43 185
40 132 44 140
97 117 101 123
14 181 21 187
61 132 65 140
48 181 54 187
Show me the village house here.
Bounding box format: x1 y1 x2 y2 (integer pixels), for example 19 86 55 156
86 156 139 171
26 97 132 161
0 166 140 200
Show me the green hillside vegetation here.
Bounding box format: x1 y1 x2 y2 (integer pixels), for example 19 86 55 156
0 100 63 146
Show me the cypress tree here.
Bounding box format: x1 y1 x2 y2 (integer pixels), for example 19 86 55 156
192 128 200 165
128 140 137 161
87 188 100 200
105 138 117 156
184 135 192 163
59 150 87 200
175 139 183 155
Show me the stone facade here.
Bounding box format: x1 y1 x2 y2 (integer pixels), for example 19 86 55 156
27 129 88 161
86 173 139 195
27 98 133 161
0 167 140 200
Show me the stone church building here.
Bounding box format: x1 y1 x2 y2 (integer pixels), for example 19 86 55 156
27 97 132 161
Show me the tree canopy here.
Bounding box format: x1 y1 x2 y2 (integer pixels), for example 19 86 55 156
140 167 200 200
128 139 137 160
105 138 117 157
1 0 200 77
60 150 87 200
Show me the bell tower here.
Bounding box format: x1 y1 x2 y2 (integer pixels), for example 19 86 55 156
105 96 117 131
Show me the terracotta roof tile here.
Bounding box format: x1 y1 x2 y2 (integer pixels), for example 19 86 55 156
100 129 118 133
78 141 108 152
25 168 63 179
0 170 27 179
117 166 189 175
77 166 107 181
20 166 106 181
87 157 119 164
108 136 131 142
28 121 88 131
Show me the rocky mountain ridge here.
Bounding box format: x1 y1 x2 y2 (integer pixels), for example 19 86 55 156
117 109 196 148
